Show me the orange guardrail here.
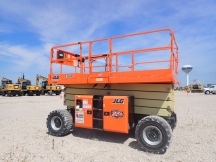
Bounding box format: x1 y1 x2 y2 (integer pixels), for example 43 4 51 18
48 28 179 85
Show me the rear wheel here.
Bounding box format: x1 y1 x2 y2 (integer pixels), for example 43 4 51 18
46 109 73 136
28 92 33 96
135 115 172 154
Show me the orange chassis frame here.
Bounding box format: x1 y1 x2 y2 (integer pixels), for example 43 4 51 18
48 28 178 85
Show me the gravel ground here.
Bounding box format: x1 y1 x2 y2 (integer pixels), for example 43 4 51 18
0 91 216 162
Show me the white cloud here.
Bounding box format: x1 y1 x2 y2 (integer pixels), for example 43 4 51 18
0 0 150 43
0 42 49 70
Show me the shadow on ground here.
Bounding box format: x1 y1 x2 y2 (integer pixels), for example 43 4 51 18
68 127 157 153
46 127 167 154
70 127 136 144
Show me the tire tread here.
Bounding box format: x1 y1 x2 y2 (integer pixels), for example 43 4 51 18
135 115 172 154
47 109 73 136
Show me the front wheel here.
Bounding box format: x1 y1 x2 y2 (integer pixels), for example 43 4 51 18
135 115 172 154
205 90 210 95
46 109 73 136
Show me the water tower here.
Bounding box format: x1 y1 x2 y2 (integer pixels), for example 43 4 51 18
182 65 193 86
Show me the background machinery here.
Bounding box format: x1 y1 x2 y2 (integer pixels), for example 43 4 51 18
36 74 62 95
189 79 204 93
46 28 178 154
0 85 2 95
1 77 22 96
17 74 42 96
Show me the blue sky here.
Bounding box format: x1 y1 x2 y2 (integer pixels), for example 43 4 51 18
0 0 216 86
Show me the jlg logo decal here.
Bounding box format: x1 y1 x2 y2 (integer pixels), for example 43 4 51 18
112 99 124 104
52 76 59 80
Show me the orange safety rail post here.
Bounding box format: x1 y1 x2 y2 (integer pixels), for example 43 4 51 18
48 28 179 85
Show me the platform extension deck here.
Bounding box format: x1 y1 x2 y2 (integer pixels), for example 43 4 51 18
48 28 179 85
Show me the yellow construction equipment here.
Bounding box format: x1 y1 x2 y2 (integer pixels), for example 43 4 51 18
189 79 204 93
17 74 42 96
1 77 22 97
36 74 62 95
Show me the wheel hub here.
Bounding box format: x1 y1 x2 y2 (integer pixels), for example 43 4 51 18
51 116 62 131
148 131 157 139
143 126 162 145
54 118 61 128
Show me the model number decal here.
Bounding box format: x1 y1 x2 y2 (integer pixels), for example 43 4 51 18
111 109 124 119
65 75 73 78
112 99 124 104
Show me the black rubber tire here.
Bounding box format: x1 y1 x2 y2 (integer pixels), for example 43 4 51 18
46 109 73 136
28 93 33 96
205 90 210 95
135 115 172 154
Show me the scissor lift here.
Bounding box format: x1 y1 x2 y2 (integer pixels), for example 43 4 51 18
46 28 178 154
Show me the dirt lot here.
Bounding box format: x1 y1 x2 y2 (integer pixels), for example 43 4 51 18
0 91 216 162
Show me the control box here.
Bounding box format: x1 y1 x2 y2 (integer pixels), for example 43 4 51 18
75 95 93 129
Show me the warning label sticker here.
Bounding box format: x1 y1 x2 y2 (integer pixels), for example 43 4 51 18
75 112 84 123
83 104 91 108
83 99 88 105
